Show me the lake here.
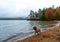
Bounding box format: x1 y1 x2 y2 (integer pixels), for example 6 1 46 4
0 20 59 42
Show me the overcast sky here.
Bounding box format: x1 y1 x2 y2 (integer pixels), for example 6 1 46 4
0 0 60 17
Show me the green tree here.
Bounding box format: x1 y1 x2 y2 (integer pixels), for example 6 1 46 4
34 11 39 19
38 9 42 19
40 8 46 21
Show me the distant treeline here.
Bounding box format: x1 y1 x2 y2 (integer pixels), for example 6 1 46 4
0 18 27 20
28 6 60 21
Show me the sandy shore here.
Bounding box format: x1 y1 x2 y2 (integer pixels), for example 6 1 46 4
17 25 60 42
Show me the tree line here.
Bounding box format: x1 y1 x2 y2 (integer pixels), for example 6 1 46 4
28 6 60 21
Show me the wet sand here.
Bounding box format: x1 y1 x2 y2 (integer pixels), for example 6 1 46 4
17 25 60 42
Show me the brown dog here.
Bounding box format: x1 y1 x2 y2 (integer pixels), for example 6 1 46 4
33 26 41 35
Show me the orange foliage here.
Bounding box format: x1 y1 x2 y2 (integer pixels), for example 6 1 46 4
45 8 55 20
46 9 54 17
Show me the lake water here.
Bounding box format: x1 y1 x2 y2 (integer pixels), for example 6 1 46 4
0 20 59 42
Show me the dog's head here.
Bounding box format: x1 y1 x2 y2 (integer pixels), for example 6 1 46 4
33 26 37 30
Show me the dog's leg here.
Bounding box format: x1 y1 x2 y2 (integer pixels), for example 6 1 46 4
37 29 41 34
35 31 36 35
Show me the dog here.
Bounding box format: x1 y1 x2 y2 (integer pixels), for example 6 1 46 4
33 26 41 35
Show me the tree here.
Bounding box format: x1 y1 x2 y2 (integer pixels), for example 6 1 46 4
55 7 60 19
38 9 42 19
29 10 34 19
45 8 55 20
40 8 46 20
34 12 38 19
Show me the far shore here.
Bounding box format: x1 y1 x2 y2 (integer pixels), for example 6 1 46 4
0 18 60 21
17 25 60 42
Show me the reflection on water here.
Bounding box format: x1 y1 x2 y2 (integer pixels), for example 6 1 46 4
29 21 58 28
0 20 59 42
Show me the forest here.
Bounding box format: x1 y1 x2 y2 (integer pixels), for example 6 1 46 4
29 6 60 21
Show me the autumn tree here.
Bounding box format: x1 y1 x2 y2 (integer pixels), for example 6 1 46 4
45 8 55 20
55 7 60 19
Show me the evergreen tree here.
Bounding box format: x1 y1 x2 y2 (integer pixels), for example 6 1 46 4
40 8 46 20
29 10 34 19
38 9 42 19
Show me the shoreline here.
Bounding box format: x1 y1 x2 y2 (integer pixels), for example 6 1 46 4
2 32 34 42
2 22 60 42
17 25 60 42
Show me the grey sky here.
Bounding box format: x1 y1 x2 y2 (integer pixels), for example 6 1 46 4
0 0 60 17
